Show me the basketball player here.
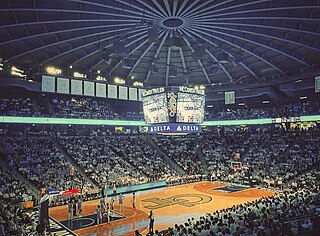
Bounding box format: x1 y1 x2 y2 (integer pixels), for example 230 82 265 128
148 210 154 234
67 201 72 220
118 193 125 211
77 196 82 216
100 196 105 213
110 196 115 211
113 183 117 195
95 205 102 225
132 192 136 209
105 203 110 224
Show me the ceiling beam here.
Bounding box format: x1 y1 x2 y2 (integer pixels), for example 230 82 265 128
163 0 172 17
114 0 162 18
126 32 166 79
0 23 139 47
179 47 187 73
181 34 211 84
136 0 167 18
165 47 172 86
185 26 284 74
184 0 267 18
9 26 148 63
190 25 312 68
36 26 148 70
69 0 158 20
145 32 169 83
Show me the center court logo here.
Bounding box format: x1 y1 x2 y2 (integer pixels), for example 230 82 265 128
142 194 212 210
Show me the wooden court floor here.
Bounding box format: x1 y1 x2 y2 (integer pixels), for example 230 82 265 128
49 181 275 236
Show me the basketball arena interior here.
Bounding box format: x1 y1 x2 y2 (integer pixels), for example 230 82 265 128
1 0 320 235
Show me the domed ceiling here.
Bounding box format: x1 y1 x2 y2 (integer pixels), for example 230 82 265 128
0 0 320 102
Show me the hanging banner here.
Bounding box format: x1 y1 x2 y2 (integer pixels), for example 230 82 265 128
42 75 55 92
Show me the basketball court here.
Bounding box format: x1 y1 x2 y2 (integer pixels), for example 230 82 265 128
49 181 275 236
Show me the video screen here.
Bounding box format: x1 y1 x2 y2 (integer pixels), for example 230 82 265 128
176 92 205 123
143 93 169 124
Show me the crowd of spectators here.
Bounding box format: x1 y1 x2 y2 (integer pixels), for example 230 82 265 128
200 131 251 171
0 163 37 235
0 97 41 117
159 166 320 236
51 96 120 119
112 135 177 181
0 133 88 192
0 165 34 204
0 95 319 122
58 135 145 187
203 128 320 188
1 124 320 235
58 134 178 187
153 135 204 175
206 100 320 121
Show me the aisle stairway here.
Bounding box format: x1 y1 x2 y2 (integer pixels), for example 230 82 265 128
194 135 208 173
142 135 186 175
50 135 99 188
0 151 41 198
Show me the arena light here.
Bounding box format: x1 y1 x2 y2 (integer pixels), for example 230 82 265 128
295 79 302 83
207 105 213 108
97 70 100 74
69 65 73 69
11 66 26 77
262 100 270 104
96 75 106 81
114 77 125 84
73 71 86 78
300 96 307 100
130 75 135 80
238 103 245 106
133 81 143 87
46 66 62 75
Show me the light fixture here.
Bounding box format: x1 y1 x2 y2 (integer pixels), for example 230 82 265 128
69 65 73 69
295 80 302 83
46 66 62 75
97 70 101 74
130 75 135 80
114 77 125 84
300 96 307 100
133 81 143 87
11 66 26 77
96 76 106 81
238 103 245 106
207 105 213 108
73 72 86 78
262 100 270 104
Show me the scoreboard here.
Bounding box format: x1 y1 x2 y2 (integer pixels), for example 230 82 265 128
142 86 205 125
176 92 205 123
143 92 169 124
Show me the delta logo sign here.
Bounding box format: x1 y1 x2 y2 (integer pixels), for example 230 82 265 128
147 123 202 133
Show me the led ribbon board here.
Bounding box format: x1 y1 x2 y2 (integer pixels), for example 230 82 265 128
0 115 319 126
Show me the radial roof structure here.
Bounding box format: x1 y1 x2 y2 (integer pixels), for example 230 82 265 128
1 0 320 102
